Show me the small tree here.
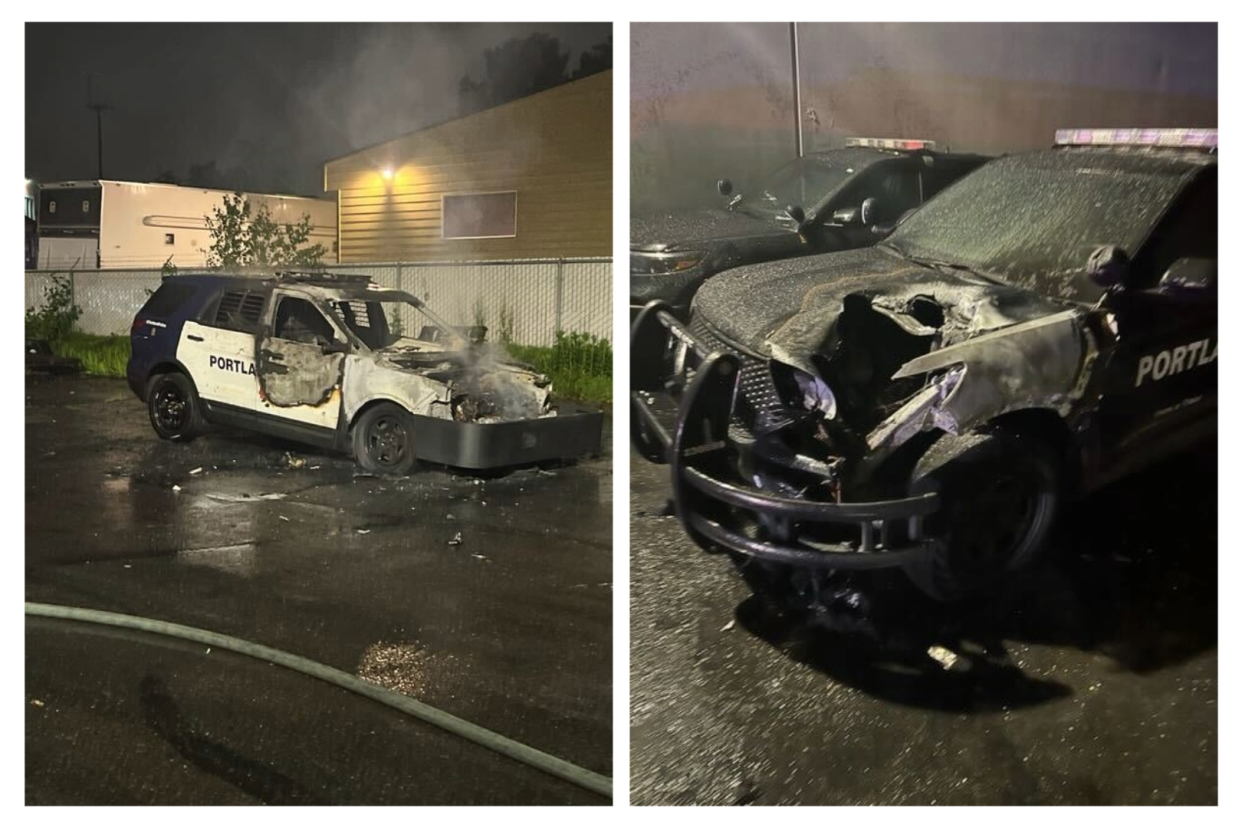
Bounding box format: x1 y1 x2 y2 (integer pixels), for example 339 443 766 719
25 274 81 341
204 192 326 269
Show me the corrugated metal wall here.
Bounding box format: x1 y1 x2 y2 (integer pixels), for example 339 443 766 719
325 71 612 263
631 23 1218 214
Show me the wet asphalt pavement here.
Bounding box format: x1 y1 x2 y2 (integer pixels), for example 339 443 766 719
631 443 1217 805
25 376 612 805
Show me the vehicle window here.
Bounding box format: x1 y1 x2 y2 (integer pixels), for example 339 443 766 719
836 165 921 224
1136 169 1217 289
273 296 338 346
212 289 266 332
137 282 196 319
738 157 858 220
333 300 391 350
884 152 1195 302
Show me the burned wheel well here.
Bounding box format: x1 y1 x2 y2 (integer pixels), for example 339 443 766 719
986 409 1079 490
348 397 415 434
144 361 195 401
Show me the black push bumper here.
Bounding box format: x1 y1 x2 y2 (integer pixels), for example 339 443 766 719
413 401 603 470
631 301 940 570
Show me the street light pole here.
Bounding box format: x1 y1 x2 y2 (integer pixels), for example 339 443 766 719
86 75 112 179
790 22 803 159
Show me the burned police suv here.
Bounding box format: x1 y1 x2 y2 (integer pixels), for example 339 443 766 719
630 138 989 318
632 128 1217 603
128 271 602 475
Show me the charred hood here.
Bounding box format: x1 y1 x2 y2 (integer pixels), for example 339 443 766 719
692 246 1072 363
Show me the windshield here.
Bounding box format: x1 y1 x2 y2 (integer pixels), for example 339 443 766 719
738 156 858 220
329 295 463 351
884 151 1194 300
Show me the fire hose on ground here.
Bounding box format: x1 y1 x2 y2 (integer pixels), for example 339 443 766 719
25 601 612 801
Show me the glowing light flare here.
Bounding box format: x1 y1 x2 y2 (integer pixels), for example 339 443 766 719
846 137 936 151
1054 128 1218 149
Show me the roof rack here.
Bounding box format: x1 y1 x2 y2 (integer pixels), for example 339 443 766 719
846 137 937 151
1054 128 1217 151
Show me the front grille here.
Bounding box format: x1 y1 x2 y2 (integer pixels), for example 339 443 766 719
687 315 785 431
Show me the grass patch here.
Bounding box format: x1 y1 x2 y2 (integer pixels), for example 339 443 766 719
51 333 131 378
507 331 612 406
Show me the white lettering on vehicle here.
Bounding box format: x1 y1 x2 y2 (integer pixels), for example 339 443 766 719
1135 337 1217 387
209 354 257 375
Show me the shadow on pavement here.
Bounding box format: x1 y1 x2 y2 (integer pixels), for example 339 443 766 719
139 675 332 805
734 444 1218 712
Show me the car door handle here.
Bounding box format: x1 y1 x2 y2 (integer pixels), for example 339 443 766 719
187 334 204 342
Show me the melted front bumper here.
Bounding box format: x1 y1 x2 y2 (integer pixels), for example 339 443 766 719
631 301 940 570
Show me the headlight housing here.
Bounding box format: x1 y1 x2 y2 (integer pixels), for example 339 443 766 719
772 362 838 420
630 250 705 275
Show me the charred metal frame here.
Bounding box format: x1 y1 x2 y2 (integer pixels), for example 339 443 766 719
632 301 941 569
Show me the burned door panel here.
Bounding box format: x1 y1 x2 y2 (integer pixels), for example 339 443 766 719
257 337 344 408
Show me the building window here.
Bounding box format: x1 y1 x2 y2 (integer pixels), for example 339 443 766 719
165 233 175 245
441 192 517 240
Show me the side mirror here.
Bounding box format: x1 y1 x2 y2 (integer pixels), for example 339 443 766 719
1087 245 1131 289
860 197 879 226
1158 258 1216 299
830 206 858 225
785 204 806 225
321 341 349 355
717 179 733 197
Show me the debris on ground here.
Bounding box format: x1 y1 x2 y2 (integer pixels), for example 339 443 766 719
927 645 960 670
448 532 463 546
721 620 736 632
171 484 182 493
30 699 44 708
356 528 371 535
471 553 488 561
278 515 289 522
284 452 307 469
189 467 203 476
205 492 287 503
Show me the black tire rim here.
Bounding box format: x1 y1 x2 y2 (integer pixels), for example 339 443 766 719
153 383 189 433
947 471 1041 577
366 414 408 467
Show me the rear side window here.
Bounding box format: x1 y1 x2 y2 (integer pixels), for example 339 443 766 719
137 282 197 320
211 289 267 332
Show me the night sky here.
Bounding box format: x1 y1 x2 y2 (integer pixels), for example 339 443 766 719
25 22 612 197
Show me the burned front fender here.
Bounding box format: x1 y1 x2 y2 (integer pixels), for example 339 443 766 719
868 309 1098 453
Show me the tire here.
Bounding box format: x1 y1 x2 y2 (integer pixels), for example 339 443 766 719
147 372 203 442
352 402 418 476
902 427 1060 602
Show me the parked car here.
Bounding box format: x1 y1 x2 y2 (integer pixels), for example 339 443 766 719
632 128 1217 603
630 138 990 318
128 271 602 474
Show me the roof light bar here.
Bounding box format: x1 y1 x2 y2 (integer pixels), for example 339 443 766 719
1054 128 1218 149
845 137 936 151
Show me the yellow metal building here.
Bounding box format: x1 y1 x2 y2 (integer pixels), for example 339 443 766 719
323 71 611 263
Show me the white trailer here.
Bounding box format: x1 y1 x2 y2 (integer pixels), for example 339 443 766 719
35 180 337 270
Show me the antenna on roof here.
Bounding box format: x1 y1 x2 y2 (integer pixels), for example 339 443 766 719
85 74 114 180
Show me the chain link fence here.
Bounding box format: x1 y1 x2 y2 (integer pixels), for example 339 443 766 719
25 258 612 347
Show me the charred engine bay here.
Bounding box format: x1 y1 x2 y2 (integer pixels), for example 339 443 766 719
384 347 553 423
694 247 1090 498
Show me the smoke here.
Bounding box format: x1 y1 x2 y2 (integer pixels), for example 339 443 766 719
25 23 611 194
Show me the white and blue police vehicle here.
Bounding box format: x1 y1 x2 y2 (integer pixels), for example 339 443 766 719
128 271 602 475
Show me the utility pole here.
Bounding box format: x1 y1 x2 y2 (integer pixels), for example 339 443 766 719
85 74 113 179
789 22 803 159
